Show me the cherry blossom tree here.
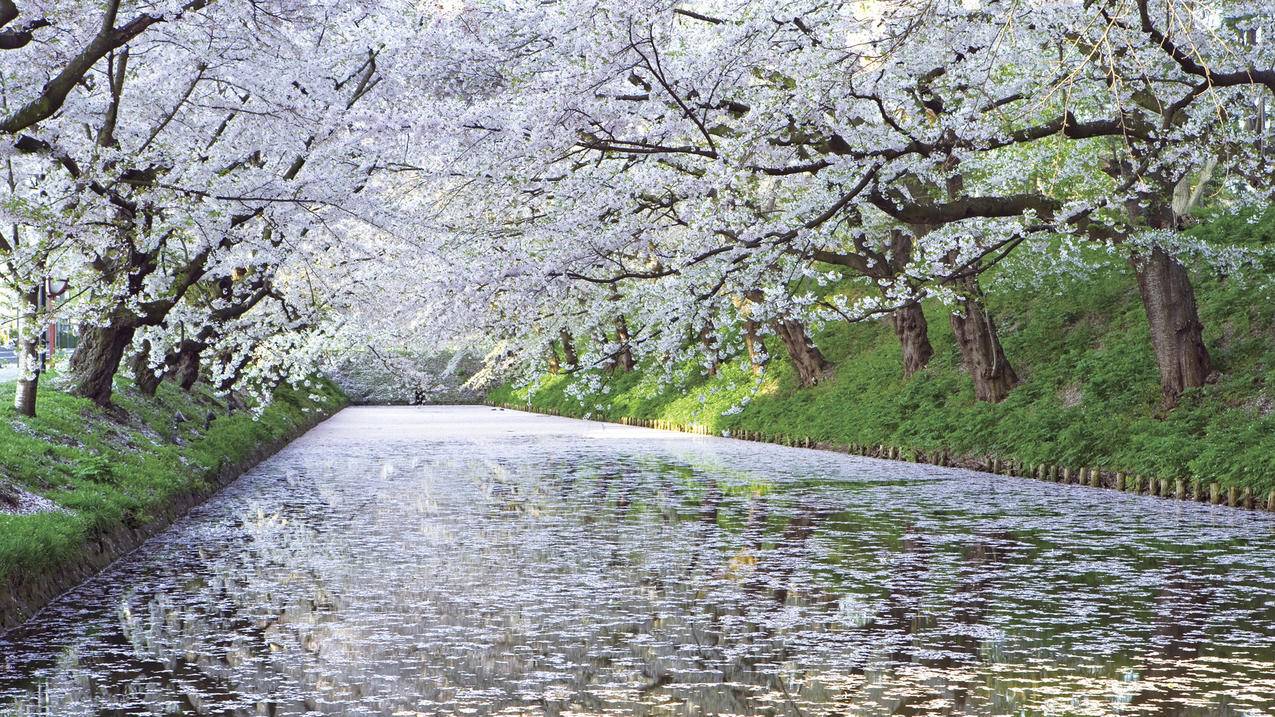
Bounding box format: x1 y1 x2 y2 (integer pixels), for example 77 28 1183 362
2 0 1270 417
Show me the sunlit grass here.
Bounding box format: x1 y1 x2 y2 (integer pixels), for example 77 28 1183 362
0 376 346 581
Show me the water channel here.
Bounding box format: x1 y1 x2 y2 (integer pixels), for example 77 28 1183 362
2 406 1273 716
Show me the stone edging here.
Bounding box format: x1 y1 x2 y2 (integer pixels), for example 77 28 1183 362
490 402 1275 513
0 405 342 633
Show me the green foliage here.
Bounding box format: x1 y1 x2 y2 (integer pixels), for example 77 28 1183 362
0 377 347 581
493 253 1275 494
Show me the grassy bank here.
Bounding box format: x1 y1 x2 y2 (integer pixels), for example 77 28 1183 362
492 241 1275 498
0 377 346 584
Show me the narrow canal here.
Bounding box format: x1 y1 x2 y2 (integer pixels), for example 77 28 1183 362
2 406 1274 716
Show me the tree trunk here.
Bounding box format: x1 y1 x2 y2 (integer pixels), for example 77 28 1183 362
949 282 1018 403
547 341 561 374
1132 245 1214 406
613 317 635 372
743 320 766 375
132 341 162 397
12 289 40 418
216 348 252 394
892 302 933 376
698 324 720 376
174 342 203 391
559 329 578 369
771 319 832 387
69 321 137 407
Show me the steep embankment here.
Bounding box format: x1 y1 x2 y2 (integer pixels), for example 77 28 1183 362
493 228 1275 506
0 378 346 630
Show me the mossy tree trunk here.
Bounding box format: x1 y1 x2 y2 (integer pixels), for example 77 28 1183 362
771 318 832 387
891 301 933 376
949 278 1018 403
546 340 561 374
132 341 163 397
559 329 578 369
613 316 635 372
1131 245 1214 407
698 323 720 376
69 319 138 407
173 341 203 391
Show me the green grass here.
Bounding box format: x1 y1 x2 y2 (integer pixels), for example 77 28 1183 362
492 246 1275 495
0 375 346 581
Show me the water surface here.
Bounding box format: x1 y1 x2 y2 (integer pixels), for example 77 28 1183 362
2 406 1274 716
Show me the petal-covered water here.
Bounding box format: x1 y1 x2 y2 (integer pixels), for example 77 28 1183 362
2 406 1274 716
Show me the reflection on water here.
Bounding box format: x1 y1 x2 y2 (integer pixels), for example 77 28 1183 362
2 406 1274 716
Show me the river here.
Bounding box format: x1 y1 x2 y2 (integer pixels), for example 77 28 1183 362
2 406 1273 716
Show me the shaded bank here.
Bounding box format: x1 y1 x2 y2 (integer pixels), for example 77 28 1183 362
0 378 346 631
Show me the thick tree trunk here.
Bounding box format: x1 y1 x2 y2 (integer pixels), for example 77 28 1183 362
547 341 561 374
1131 246 1214 406
698 324 720 376
174 342 203 391
891 302 933 376
559 329 578 369
132 341 162 397
613 317 635 372
743 320 766 375
13 291 40 418
771 319 832 387
69 321 137 407
949 283 1018 403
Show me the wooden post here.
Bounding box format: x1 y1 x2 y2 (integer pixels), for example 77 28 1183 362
1209 483 1221 505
